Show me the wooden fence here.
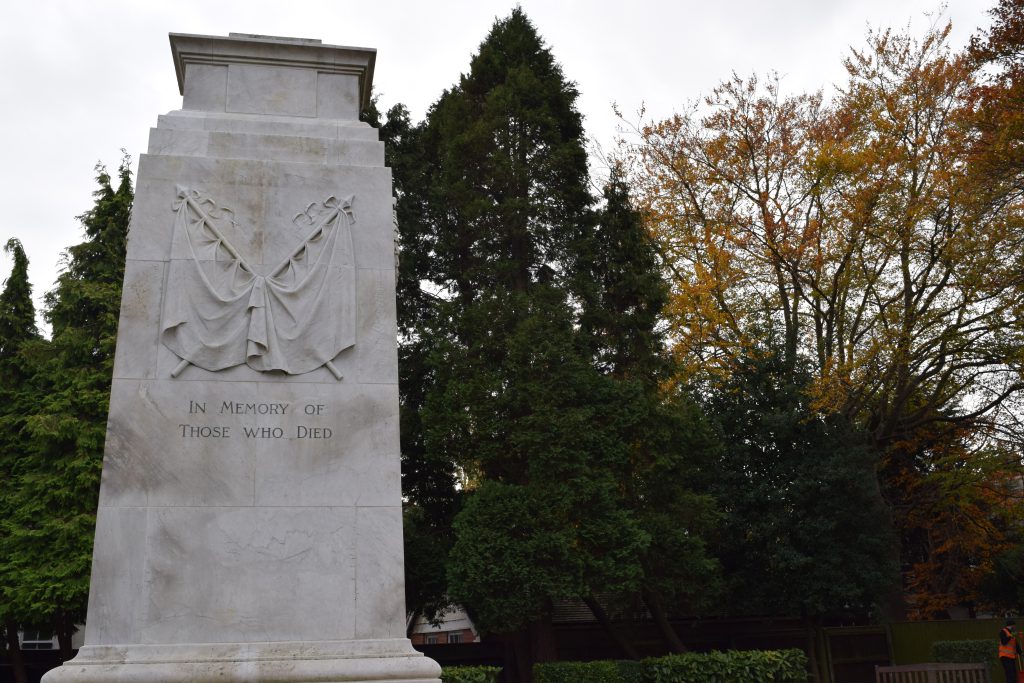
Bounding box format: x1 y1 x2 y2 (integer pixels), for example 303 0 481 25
876 663 990 683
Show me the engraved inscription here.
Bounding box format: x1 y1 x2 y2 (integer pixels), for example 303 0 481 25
177 398 333 441
219 401 289 415
179 424 231 438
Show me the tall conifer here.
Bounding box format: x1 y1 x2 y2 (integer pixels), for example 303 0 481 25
409 11 651 676
10 157 132 657
0 238 41 683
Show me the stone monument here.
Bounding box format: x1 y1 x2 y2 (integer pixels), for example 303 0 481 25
42 33 441 683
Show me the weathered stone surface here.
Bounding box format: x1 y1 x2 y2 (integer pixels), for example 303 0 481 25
42 640 440 682
42 32 437 683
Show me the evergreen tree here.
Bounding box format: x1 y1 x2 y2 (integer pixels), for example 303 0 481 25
584 170 722 654
434 285 647 673
403 11 656 677
8 157 132 658
581 166 670 381
0 238 41 683
705 352 895 679
418 8 593 301
0 239 38 363
388 14 725 673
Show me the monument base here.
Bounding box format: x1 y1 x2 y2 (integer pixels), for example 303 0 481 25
41 638 441 683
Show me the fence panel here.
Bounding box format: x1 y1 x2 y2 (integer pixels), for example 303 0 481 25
876 663 989 683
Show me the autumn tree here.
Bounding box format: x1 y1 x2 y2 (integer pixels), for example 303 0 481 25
621 21 1024 615
828 22 1024 615
618 73 826 381
961 2 1024 617
970 0 1024 204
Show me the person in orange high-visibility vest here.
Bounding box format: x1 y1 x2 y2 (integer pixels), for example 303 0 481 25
1000 618 1021 683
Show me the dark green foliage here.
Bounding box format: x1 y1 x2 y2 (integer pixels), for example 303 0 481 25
439 665 502 683
415 7 593 300
579 166 669 381
705 353 896 619
586 165 723 632
403 503 458 625
438 288 648 632
931 639 998 664
627 391 722 618
642 650 809 683
579 171 724 620
7 156 132 627
534 660 623 683
389 9 722 647
0 239 38 364
615 660 645 683
0 236 41 672
979 541 1024 613
395 8 663 638
533 650 809 683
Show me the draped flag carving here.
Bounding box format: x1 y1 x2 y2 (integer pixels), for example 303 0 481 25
161 187 356 379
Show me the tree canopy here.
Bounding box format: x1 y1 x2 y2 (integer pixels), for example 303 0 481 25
618 14 1024 617
3 157 132 655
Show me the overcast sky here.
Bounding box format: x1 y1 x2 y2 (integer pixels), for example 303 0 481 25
0 0 993 330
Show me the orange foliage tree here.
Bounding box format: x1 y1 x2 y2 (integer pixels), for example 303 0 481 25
620 20 1024 617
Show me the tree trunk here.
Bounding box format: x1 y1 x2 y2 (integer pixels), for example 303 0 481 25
498 614 557 683
641 587 687 654
3 620 29 683
513 628 533 683
498 629 533 683
583 594 639 660
55 610 75 661
530 612 557 665
406 607 420 639
803 613 824 683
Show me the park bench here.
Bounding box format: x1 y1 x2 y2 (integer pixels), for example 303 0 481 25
875 662 990 682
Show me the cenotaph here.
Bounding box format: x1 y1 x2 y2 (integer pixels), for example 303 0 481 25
42 33 441 683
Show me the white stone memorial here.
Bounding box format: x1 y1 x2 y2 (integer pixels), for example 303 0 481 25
42 33 441 683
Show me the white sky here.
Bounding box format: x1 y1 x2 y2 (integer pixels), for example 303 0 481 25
0 0 993 331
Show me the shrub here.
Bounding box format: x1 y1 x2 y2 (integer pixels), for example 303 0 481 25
440 665 502 683
534 660 622 683
616 659 645 683
644 649 809 682
534 649 809 683
932 639 997 664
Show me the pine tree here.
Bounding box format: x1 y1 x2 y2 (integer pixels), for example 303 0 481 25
0 238 41 683
9 157 132 658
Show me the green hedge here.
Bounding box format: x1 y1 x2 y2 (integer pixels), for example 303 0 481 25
440 665 502 683
931 639 998 664
643 650 809 682
535 649 808 683
534 660 624 683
